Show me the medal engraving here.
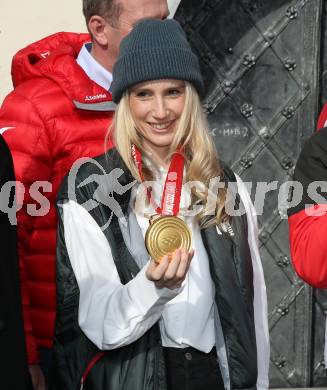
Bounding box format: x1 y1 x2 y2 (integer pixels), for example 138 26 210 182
145 216 191 263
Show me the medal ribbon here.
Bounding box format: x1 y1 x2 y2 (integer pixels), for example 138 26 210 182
131 144 184 216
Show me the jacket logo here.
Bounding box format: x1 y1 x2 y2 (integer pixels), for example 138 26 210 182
40 51 50 58
85 94 107 102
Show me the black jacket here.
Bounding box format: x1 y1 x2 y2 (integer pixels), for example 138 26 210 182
0 134 32 389
53 149 258 390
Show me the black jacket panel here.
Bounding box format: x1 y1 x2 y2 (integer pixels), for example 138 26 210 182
0 134 32 390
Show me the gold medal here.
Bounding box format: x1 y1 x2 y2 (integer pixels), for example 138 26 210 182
131 145 190 263
145 215 191 263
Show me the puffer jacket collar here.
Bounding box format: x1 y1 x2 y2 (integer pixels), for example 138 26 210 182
11 32 115 111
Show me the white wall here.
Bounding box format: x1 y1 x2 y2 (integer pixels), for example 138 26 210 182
0 0 181 104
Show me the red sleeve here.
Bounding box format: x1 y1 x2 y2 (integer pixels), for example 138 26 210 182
0 89 52 364
288 128 327 289
317 103 327 130
289 205 327 288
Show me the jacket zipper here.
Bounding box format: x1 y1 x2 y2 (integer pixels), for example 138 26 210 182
80 351 107 390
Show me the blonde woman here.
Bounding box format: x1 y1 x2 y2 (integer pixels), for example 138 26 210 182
53 19 269 390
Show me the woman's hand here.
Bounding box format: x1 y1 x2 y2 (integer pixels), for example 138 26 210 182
146 248 194 289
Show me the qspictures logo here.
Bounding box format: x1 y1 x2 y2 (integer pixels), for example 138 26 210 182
1 157 327 227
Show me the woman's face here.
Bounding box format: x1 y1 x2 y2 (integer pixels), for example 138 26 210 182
129 79 186 161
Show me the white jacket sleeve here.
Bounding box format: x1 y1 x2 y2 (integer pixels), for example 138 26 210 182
62 200 179 350
235 174 270 390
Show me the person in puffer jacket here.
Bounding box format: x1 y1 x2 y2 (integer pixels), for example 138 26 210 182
0 1 169 388
288 107 327 369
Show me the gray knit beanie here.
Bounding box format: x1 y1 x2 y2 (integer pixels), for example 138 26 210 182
111 18 204 103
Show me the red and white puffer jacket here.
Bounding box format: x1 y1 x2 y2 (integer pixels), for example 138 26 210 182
0 32 115 364
288 108 327 366
287 107 327 289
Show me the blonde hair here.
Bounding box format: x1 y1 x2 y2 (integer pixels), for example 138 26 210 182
107 82 227 227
